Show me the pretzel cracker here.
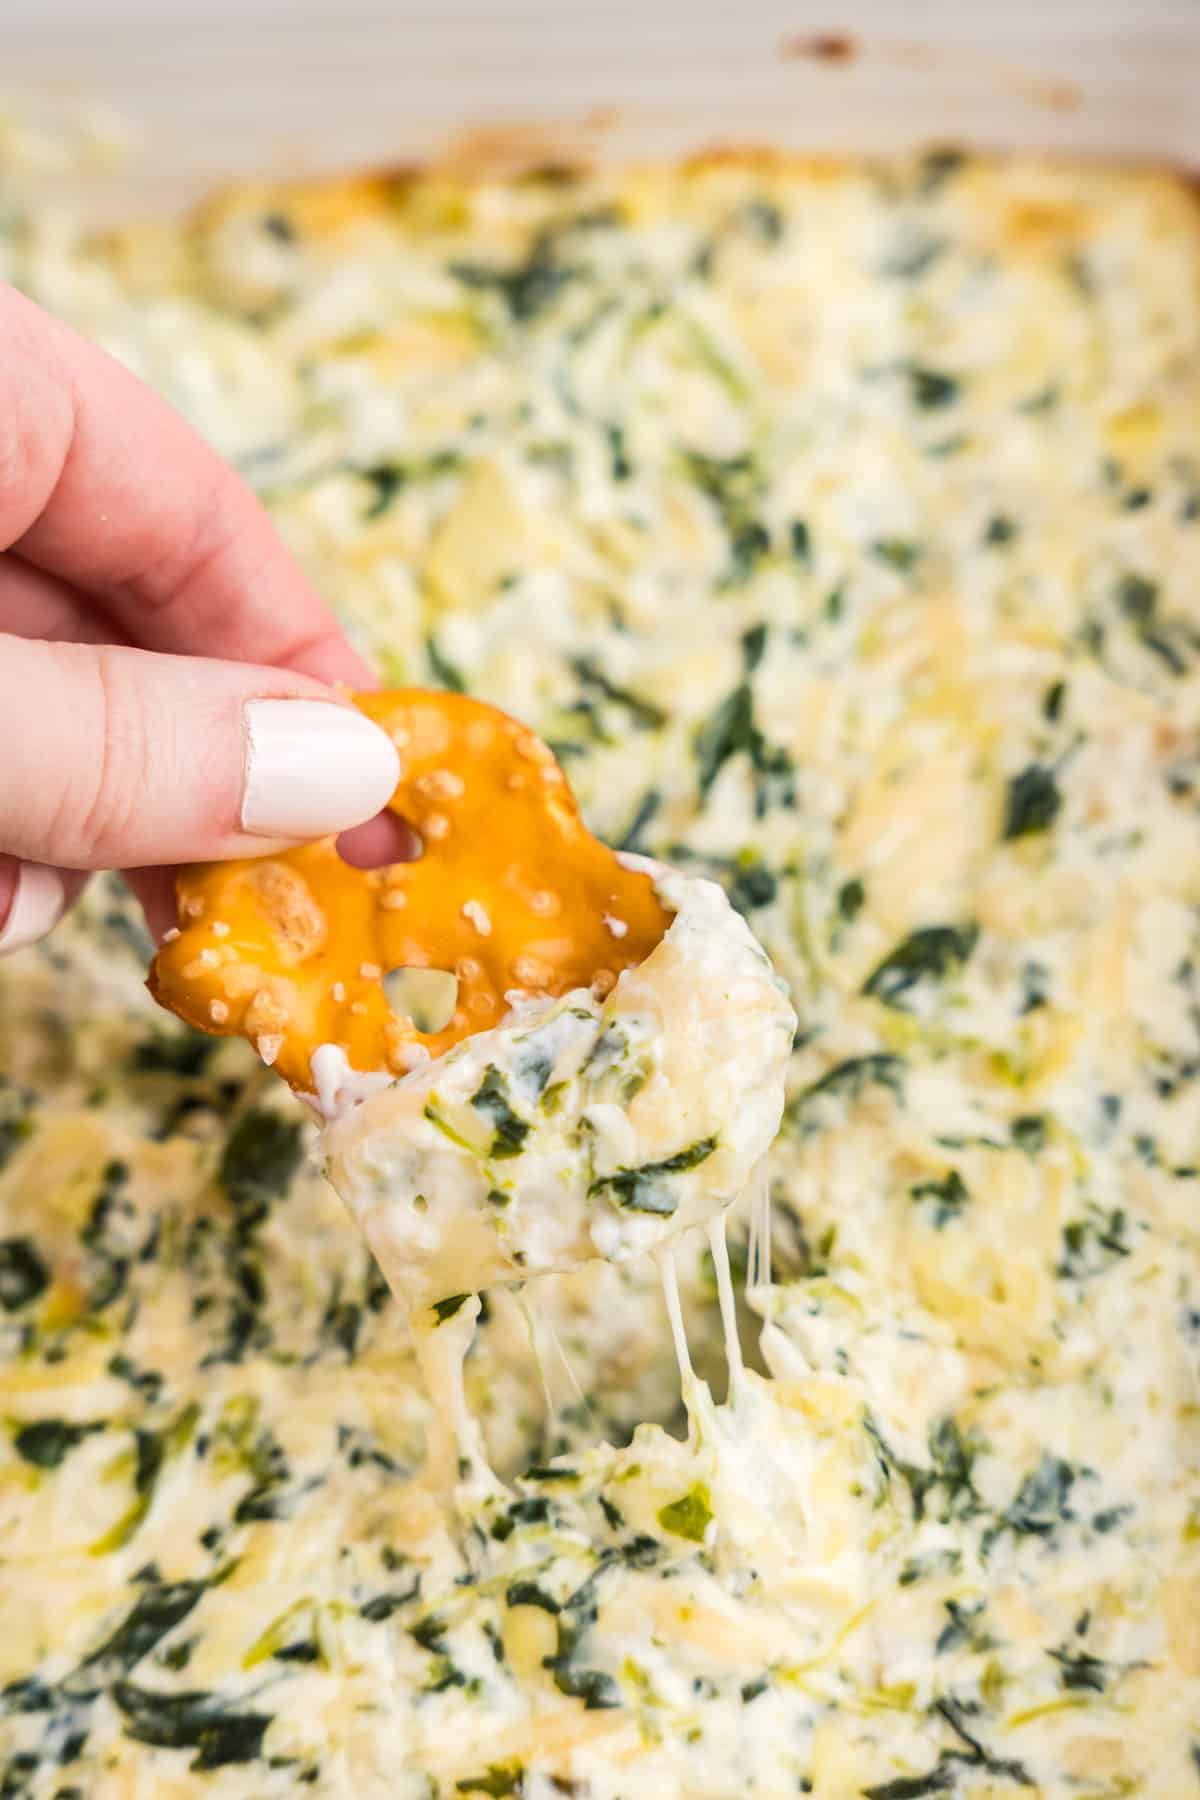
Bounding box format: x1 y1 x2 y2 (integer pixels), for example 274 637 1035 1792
147 690 671 1092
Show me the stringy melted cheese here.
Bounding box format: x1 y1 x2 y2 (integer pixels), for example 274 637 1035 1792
1 147 1199 1798
320 865 794 1310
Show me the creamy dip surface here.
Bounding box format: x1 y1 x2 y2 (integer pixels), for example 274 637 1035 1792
321 863 795 1311
0 146 1199 1798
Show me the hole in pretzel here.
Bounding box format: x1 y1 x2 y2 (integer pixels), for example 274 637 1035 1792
383 967 458 1035
337 811 421 870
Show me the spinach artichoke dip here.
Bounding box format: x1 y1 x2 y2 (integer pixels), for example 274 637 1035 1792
1 145 1199 1798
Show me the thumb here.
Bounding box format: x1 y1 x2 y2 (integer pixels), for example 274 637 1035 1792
0 634 400 870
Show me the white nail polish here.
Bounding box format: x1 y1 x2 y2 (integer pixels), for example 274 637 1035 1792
0 862 66 955
241 700 401 839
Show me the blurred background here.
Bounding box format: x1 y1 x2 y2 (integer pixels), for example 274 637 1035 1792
4 0 1200 217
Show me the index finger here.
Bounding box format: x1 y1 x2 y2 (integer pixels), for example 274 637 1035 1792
0 282 373 688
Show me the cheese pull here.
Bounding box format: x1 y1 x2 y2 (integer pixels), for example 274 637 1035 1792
147 689 671 1094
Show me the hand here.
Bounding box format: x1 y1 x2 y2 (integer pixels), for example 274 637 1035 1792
0 283 401 955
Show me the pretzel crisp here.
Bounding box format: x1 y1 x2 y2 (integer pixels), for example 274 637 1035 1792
148 690 671 1095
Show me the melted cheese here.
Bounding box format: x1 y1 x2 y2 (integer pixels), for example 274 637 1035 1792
319 865 794 1312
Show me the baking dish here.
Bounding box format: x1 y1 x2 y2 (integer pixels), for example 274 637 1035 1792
5 0 1200 218
3 6 1200 1797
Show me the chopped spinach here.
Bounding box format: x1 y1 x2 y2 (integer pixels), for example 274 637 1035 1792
113 1681 272 1772
321 1295 362 1360
1114 570 1193 675
470 1069 530 1160
983 1453 1079 1558
410 1614 449 1654
910 1169 970 1227
862 1769 955 1799
693 682 792 810
790 1054 904 1119
455 1766 524 1797
932 1697 1032 1786
218 1110 303 1223
588 1136 718 1215
1057 1206 1132 1279
664 842 780 915
231 1438 294 1525
897 1548 962 1587
13 1418 102 1470
426 634 467 693
90 1428 168 1553
741 621 769 672
863 924 979 1008
919 145 967 190
1116 571 1159 625
984 514 1018 546
80 1159 136 1313
130 1029 218 1077
431 1293 470 1324
545 1660 620 1709
360 1581 420 1622
1011 1113 1047 1153
680 450 772 587
727 861 777 915
0 1237 49 1312
490 1495 553 1540
451 229 578 322
1017 960 1050 1013
908 365 960 410
570 654 666 730
726 522 773 583
604 420 631 480
506 1581 561 1614
881 233 947 280
0 1677 55 1714
837 877 865 922
935 1599 993 1655
513 1043 555 1100
65 1580 212 1696
361 448 462 519
200 1112 298 1357
741 197 784 241
695 682 756 797
898 1418 983 1524
1003 764 1061 840
539 1561 623 1711
871 538 922 574
656 1484 713 1543
616 787 662 854
618 1534 662 1569
0 1087 34 1173
1048 1645 1108 1692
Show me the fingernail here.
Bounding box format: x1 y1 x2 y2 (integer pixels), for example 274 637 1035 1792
0 862 66 955
241 699 401 839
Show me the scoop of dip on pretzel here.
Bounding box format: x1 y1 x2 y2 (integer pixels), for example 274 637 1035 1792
149 691 796 1323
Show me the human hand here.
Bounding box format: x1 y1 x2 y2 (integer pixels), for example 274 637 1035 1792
0 283 401 956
